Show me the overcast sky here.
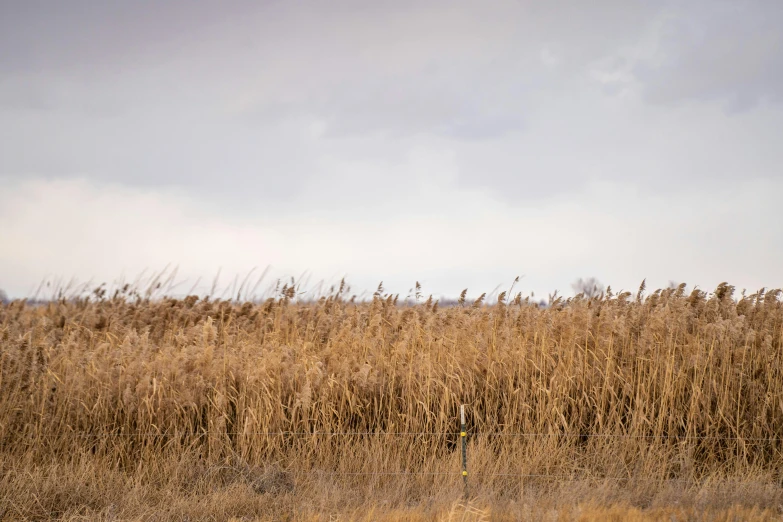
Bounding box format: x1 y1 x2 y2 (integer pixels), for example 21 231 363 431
1 0 781 300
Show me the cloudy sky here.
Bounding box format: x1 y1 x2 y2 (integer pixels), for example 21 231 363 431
1 0 781 300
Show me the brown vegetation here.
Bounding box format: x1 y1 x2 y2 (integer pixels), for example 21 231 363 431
1 282 782 520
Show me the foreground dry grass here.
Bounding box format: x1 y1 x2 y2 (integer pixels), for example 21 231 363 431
1 282 782 520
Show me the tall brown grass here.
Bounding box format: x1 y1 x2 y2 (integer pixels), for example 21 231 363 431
1 281 782 520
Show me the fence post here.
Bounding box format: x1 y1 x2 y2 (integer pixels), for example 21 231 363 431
461 404 468 498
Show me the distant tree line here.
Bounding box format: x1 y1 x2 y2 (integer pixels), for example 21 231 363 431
0 278 610 307
571 277 605 298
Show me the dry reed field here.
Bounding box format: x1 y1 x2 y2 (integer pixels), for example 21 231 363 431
1 281 783 521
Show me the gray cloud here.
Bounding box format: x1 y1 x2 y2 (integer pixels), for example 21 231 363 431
1 1 782 299
1 0 781 212
0 1 265 74
633 1 783 111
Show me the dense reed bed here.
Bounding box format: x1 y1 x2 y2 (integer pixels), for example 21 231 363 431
1 282 782 520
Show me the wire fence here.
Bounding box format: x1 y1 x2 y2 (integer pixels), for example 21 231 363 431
12 406 782 486
299 472 697 482
41 430 783 443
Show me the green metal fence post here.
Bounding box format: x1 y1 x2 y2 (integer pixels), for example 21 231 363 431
461 404 468 498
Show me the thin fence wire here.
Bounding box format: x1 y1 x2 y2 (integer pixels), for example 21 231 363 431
198 466 702 481
38 430 783 443
199 469 711 482
301 471 695 480
9 428 781 482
